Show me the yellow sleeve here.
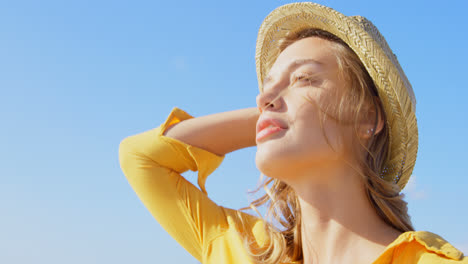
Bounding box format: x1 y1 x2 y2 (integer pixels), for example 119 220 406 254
118 107 228 262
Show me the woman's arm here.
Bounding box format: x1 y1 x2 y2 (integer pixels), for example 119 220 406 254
163 107 259 156
118 107 261 262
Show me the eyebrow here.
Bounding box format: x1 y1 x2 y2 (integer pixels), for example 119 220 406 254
263 58 322 87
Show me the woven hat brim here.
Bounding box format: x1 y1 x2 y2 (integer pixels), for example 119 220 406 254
255 2 418 190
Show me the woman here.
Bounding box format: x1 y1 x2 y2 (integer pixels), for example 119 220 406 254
119 3 467 263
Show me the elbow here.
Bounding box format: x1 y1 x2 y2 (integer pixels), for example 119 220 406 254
118 136 137 178
118 135 162 179
118 136 131 161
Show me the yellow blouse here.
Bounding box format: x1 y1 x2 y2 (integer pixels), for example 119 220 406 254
118 107 467 264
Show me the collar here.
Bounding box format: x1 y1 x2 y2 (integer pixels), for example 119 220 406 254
385 231 464 260
290 231 464 264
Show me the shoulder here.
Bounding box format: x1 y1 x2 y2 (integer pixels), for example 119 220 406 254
390 231 467 263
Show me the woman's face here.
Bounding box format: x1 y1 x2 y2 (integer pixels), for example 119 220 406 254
255 37 350 181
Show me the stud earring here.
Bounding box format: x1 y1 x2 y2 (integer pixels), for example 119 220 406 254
367 128 375 134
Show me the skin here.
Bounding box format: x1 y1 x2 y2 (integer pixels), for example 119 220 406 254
164 37 399 264
256 37 399 264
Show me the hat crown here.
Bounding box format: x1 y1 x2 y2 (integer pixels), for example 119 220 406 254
349 15 416 111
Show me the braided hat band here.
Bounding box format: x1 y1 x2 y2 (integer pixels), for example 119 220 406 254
255 2 418 190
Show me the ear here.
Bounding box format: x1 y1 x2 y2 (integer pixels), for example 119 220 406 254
359 96 385 139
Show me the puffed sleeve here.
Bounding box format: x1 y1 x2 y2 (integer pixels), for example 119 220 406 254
118 107 228 262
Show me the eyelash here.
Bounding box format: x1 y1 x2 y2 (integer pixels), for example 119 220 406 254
292 73 316 85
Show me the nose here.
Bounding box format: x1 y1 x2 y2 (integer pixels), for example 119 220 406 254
256 91 283 112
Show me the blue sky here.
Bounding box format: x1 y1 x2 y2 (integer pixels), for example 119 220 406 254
1 0 467 263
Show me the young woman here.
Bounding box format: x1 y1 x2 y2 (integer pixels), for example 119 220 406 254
119 3 467 263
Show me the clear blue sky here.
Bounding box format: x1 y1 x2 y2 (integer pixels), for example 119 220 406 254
1 0 467 263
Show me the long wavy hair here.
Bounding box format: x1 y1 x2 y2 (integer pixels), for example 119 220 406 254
238 28 414 263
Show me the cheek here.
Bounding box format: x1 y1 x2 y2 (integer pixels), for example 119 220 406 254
290 117 340 160
296 90 346 154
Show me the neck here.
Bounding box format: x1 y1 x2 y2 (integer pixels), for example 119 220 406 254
286 163 401 264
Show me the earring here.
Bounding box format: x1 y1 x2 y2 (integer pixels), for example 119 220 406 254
367 128 375 135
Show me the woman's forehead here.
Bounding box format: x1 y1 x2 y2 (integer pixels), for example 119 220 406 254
266 37 338 78
263 38 339 87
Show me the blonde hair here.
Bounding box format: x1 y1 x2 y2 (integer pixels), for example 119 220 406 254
238 28 414 263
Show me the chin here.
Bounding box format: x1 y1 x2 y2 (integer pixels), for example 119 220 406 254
255 146 295 180
255 141 342 181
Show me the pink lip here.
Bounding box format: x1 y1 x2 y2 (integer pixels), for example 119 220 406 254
256 117 288 142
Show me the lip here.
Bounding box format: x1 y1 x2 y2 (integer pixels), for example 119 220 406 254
256 117 288 142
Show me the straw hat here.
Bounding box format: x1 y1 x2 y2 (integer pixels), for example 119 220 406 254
255 2 418 190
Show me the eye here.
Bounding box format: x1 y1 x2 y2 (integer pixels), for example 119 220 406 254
291 72 318 86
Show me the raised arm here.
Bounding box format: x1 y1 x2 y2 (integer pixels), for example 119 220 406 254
163 107 259 155
118 107 260 262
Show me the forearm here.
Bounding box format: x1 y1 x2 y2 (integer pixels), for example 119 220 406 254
163 107 259 156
